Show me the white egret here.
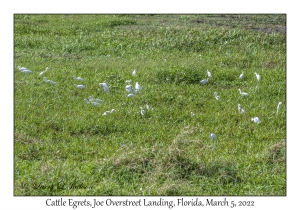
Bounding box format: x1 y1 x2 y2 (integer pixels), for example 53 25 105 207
239 72 244 80
73 76 84 81
99 83 109 91
238 104 246 114
127 93 135 97
22 69 32 74
140 107 146 116
210 133 217 140
207 70 212 78
251 117 261 124
74 84 85 89
214 92 220 100
135 82 142 92
200 78 209 85
43 77 56 84
191 112 195 117
102 109 115 116
18 66 31 73
39 67 49 76
254 72 261 81
132 69 137 76
238 89 248 96
277 102 283 114
125 84 134 93
18 66 28 71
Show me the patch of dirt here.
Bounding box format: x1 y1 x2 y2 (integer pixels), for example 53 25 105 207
249 26 286 35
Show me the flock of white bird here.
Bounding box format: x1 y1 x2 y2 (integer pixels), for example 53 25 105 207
198 69 283 140
17 66 283 141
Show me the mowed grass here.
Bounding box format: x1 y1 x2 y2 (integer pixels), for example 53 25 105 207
14 14 286 196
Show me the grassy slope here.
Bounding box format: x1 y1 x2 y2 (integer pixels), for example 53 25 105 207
14 14 286 195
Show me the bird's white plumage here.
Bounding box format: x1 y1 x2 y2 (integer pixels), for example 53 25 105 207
277 102 282 114
251 117 261 124
239 72 244 80
39 67 49 76
102 109 115 116
214 92 220 100
238 89 248 96
43 77 56 84
238 104 246 114
126 84 134 93
207 70 212 78
135 82 142 92
200 78 209 85
99 83 109 91
74 84 85 89
254 72 261 81
210 133 217 140
140 107 146 116
132 69 137 76
73 76 84 81
18 66 31 73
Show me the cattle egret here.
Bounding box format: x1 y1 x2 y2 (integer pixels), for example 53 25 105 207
214 92 220 100
251 117 261 124
207 70 212 78
99 83 109 91
74 84 85 89
43 77 56 84
191 112 195 117
239 72 244 80
132 69 137 76
39 67 49 76
140 107 146 116
277 102 283 114
135 82 142 92
238 89 248 96
125 84 134 93
18 66 31 73
21 69 32 74
254 72 261 81
210 133 217 140
238 104 246 114
102 109 115 116
73 76 84 81
18 66 28 71
200 78 209 85
127 93 135 97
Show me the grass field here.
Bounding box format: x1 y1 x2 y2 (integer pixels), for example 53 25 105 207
14 14 286 196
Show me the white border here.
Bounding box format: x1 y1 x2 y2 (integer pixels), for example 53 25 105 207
2 1 299 209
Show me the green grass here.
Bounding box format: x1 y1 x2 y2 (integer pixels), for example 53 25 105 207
14 14 286 196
